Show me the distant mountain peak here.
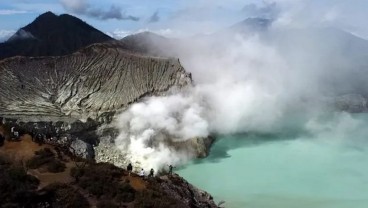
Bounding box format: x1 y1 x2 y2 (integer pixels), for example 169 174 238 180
28 11 59 27
232 17 272 31
0 11 113 60
123 31 167 41
20 12 98 38
241 18 272 27
37 11 58 18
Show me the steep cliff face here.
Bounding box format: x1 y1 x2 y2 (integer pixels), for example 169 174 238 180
0 43 198 158
0 142 219 208
0 44 191 121
154 174 218 208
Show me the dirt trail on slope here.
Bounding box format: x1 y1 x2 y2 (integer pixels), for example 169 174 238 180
123 175 147 191
0 134 51 161
28 161 75 189
0 134 75 187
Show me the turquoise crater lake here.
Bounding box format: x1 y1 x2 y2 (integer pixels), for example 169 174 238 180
178 113 368 208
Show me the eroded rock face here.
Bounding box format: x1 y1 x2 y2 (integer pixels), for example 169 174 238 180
183 136 215 158
0 44 191 121
0 44 212 161
157 174 218 208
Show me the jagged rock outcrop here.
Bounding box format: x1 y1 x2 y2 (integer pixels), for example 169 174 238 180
157 174 218 208
182 136 215 158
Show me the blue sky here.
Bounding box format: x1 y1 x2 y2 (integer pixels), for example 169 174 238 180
1 0 368 41
0 0 253 40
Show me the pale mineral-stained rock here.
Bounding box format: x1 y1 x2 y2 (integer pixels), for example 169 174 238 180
0 43 191 121
93 134 215 172
185 136 215 158
70 139 94 159
0 43 212 161
94 135 128 168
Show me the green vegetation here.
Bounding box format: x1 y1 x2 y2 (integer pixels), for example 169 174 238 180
71 162 135 205
26 148 66 173
134 179 183 208
96 200 120 208
0 146 211 208
43 183 90 208
0 155 90 208
0 155 39 207
135 189 180 208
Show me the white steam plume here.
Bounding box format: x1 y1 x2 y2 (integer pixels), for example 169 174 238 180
114 92 209 171
113 1 368 171
114 35 311 170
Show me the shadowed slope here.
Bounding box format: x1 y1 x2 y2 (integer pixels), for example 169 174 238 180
0 12 113 60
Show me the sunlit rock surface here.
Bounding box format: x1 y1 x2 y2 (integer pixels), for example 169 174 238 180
0 44 191 120
0 43 214 161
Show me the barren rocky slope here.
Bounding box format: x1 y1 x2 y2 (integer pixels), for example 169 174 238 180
0 42 214 161
0 44 190 120
0 11 217 207
0 136 218 208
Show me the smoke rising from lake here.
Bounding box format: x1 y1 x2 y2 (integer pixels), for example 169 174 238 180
113 1 368 171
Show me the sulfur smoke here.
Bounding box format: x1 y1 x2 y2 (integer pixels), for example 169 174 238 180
114 1 368 171
114 91 209 171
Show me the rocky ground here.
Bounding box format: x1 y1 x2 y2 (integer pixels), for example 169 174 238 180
0 41 214 165
0 128 219 208
0 12 218 207
0 44 191 120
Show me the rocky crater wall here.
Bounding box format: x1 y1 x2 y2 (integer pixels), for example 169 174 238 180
0 44 208 160
0 44 191 121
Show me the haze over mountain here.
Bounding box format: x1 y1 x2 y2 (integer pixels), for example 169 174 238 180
123 17 368 97
2 0 368 206
118 18 273 57
3 9 368 176
0 12 113 60
116 16 368 141
0 12 215 172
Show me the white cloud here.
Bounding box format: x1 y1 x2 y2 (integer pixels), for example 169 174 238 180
10 2 63 14
0 30 15 42
0 9 28 15
59 0 88 13
322 7 340 22
112 0 368 170
59 0 139 21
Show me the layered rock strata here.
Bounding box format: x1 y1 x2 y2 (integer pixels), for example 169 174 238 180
0 44 212 160
0 44 191 120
